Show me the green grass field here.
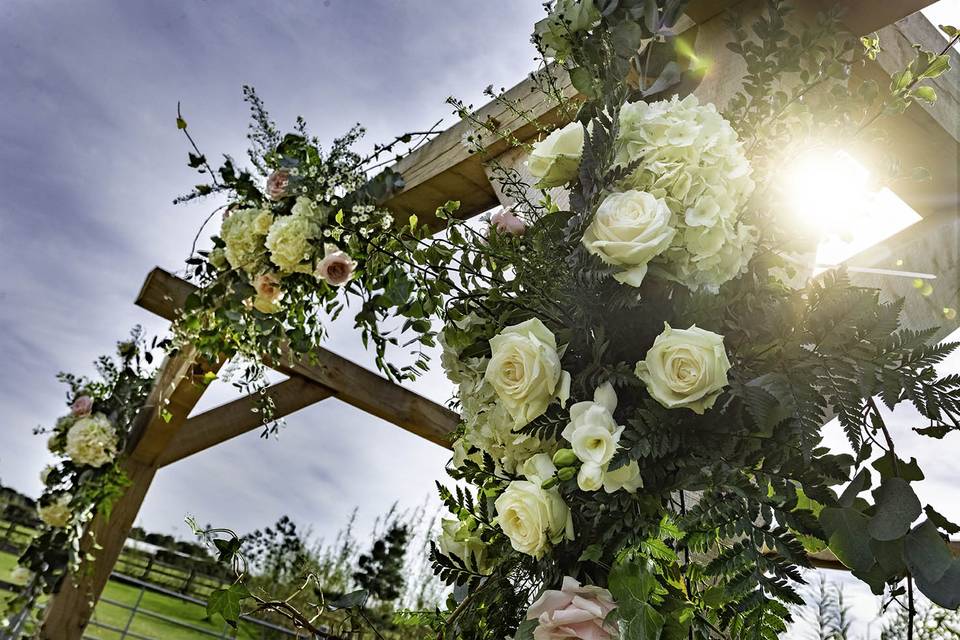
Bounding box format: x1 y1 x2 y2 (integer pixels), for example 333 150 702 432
1 550 279 639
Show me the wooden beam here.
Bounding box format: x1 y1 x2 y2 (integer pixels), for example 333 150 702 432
136 268 460 449
381 0 943 224
846 212 960 342
41 348 223 639
156 377 333 468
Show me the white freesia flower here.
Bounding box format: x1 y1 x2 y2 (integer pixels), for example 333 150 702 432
438 518 490 575
559 382 641 493
615 94 757 291
635 323 731 414
522 453 558 484
494 478 574 558
266 206 321 274
526 122 585 188
603 460 643 493
221 208 273 272
577 463 604 491
583 190 675 287
38 493 72 528
65 414 118 468
484 319 571 428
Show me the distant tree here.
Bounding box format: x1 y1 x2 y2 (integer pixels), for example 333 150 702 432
352 522 410 603
241 515 308 585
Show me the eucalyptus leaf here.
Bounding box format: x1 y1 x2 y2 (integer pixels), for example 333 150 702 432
867 478 921 541
820 507 875 572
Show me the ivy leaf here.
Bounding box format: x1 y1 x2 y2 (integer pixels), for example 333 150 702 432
867 478 921 541
176 117 188 130
940 24 959 38
580 544 604 563
616 602 665 640
187 152 206 168
820 507 875 572
213 536 242 563
206 583 250 627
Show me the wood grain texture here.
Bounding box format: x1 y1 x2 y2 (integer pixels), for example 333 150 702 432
136 268 460 448
157 377 333 467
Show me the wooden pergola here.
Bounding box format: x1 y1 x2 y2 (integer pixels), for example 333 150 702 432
39 0 958 637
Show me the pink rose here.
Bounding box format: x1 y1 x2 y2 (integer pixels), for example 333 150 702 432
527 576 618 640
315 244 357 286
70 396 93 417
265 169 292 201
490 207 526 236
252 272 283 313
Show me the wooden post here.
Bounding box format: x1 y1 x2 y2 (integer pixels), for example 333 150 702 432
39 349 222 640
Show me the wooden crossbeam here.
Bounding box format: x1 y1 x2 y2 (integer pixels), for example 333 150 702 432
156 377 333 467
135 267 460 448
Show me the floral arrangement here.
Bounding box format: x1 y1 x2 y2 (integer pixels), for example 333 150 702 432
11 1 960 638
168 1 957 637
9 330 157 619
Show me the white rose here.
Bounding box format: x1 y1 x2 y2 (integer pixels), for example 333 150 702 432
635 323 731 414
526 122 584 188
495 480 574 558
438 518 490 574
583 190 675 287
484 319 571 427
65 414 118 468
38 493 72 528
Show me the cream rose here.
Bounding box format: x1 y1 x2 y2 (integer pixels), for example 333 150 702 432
38 493 72 528
494 479 573 558
526 576 618 640
315 243 357 286
582 190 675 287
70 395 93 417
65 414 118 468
484 319 571 427
526 122 584 188
635 323 731 414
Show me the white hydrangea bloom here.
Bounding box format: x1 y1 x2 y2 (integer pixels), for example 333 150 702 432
265 202 321 273
615 94 757 292
65 413 118 468
38 493 72 528
221 208 273 272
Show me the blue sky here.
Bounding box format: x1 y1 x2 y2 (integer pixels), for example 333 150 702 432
1 0 958 634
0 0 544 542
